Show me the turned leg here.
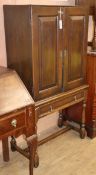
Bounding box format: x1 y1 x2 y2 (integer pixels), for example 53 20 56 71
27 135 39 175
63 108 70 124
80 101 86 139
34 151 39 168
58 110 64 127
10 136 17 152
2 138 9 162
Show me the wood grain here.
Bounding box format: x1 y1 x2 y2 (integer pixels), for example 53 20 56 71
0 68 34 116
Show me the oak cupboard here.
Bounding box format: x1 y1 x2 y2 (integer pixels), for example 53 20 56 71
3 4 89 174
4 5 88 100
3 4 89 139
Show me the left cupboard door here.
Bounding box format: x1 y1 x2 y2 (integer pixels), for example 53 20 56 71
31 6 63 100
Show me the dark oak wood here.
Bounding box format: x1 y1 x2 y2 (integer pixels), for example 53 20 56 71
76 0 94 14
65 50 96 139
3 5 88 100
58 110 64 127
80 100 86 139
63 7 88 91
38 125 71 145
31 7 63 100
2 138 9 162
63 0 96 139
3 4 89 174
35 85 88 117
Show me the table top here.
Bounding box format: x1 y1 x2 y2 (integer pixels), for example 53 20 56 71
0 66 34 116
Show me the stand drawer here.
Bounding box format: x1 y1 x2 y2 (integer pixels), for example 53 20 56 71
0 109 26 135
39 91 84 117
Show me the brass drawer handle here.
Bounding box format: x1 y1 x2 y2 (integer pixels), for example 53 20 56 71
11 119 17 128
29 110 32 117
50 105 53 112
74 96 77 102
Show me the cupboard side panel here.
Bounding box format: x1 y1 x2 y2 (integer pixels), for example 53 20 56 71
4 5 33 94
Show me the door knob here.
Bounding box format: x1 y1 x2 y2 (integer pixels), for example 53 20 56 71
11 119 17 128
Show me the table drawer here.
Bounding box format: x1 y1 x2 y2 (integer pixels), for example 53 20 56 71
0 109 26 135
39 92 84 117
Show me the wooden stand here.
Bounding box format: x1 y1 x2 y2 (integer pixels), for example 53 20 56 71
0 67 37 175
58 100 87 139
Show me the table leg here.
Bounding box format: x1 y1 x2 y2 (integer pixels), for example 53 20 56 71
58 110 64 127
80 101 86 139
2 138 9 162
27 134 39 175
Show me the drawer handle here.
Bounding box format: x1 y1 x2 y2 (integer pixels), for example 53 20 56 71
74 96 77 102
11 119 17 128
50 105 53 112
29 110 32 117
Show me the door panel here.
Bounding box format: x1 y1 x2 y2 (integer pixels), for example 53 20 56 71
32 6 63 100
68 16 84 81
63 7 88 90
39 16 58 90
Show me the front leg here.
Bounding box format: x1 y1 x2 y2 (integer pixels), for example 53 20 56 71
80 101 86 139
27 134 39 175
10 136 17 152
2 137 9 162
58 109 69 127
58 110 64 127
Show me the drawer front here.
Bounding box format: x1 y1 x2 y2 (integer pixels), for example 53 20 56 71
0 110 26 135
39 92 84 117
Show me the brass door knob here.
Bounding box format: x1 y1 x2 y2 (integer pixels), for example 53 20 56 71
11 119 17 128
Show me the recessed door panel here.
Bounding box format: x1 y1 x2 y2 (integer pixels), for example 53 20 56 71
63 7 88 90
68 16 84 81
32 7 63 100
39 16 57 90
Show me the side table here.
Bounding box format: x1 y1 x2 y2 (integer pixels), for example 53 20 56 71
0 66 37 175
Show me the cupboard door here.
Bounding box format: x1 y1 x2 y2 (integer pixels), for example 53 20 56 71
63 7 88 91
32 6 63 100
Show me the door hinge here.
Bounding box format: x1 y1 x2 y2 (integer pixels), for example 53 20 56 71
58 7 63 30
64 49 67 57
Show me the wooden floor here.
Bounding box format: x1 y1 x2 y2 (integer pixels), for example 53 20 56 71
0 130 96 175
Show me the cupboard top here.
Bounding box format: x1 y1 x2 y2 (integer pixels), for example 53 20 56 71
3 1 75 6
3 0 76 7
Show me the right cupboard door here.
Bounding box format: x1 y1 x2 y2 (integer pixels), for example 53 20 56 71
63 7 88 91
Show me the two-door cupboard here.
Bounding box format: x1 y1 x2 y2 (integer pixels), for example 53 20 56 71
4 5 88 141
